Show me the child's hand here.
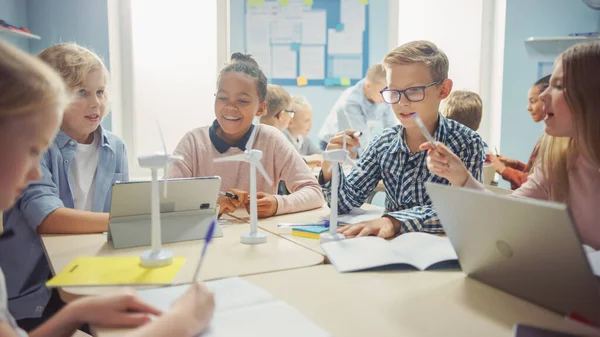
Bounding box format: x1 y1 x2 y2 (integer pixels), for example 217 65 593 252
245 192 278 218
217 189 249 215
69 291 162 328
489 154 507 174
321 130 361 183
326 130 361 157
338 217 401 239
419 142 471 186
169 282 215 334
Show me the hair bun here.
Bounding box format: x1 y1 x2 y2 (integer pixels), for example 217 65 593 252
230 52 259 67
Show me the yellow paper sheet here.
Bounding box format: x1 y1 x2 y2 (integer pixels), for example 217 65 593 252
296 76 308 87
46 257 186 287
341 77 351 86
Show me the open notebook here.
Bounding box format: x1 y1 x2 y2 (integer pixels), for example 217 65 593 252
322 232 458 273
137 277 331 337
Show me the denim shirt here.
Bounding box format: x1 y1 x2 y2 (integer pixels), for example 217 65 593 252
0 126 128 319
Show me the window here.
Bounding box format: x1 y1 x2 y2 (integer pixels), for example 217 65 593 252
108 0 226 179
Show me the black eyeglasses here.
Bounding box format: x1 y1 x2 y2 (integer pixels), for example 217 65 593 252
277 109 295 119
380 80 443 104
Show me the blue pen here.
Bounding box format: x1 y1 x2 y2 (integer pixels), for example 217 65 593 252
192 219 217 282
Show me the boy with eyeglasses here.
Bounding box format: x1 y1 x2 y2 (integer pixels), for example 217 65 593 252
317 63 398 154
259 84 295 131
320 40 485 238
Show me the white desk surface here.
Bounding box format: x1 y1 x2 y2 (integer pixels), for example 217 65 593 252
94 265 600 337
245 203 386 255
41 216 324 299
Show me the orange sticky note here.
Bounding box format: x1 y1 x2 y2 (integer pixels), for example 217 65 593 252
341 77 351 86
297 76 308 87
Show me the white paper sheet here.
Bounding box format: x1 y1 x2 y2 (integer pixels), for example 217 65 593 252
299 45 325 79
327 29 363 55
340 0 365 32
330 57 363 79
301 10 326 44
320 207 384 225
271 45 298 79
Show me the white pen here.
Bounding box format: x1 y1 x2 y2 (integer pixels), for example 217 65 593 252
412 114 437 149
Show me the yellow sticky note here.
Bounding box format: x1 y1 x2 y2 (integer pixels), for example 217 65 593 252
280 0 289 6
304 0 313 6
341 77 351 86
248 0 265 7
360 0 369 4
297 76 308 87
46 257 186 287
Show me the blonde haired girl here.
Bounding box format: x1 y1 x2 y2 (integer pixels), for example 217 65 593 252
422 41 600 249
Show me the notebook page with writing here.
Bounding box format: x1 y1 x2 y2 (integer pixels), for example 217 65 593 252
390 233 458 270
136 277 273 313
204 301 331 337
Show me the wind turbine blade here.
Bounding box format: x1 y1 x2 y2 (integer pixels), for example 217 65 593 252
214 154 246 162
254 161 273 186
345 157 362 172
246 125 258 151
156 120 167 155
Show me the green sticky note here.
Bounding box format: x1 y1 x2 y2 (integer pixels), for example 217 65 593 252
304 0 313 6
360 0 369 4
341 77 351 86
280 0 289 6
248 0 265 7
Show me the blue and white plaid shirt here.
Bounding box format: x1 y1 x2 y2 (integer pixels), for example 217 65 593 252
321 115 485 234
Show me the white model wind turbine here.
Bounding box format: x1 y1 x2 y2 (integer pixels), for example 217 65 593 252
214 126 273 244
138 123 183 267
321 135 361 243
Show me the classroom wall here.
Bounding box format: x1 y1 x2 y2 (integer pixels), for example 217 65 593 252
26 0 112 130
0 0 30 51
500 0 600 164
230 0 390 144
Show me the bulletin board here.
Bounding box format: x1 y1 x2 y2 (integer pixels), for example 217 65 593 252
244 0 370 87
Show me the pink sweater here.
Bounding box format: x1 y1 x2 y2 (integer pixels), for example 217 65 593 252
169 124 324 215
467 156 600 249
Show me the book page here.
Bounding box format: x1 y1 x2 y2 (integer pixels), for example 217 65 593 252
136 277 273 313
390 233 457 270
204 301 330 337
321 237 409 272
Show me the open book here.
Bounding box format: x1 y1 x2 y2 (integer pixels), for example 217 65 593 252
136 277 331 337
322 232 459 273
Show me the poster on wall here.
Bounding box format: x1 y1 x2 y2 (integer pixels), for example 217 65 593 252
245 0 370 87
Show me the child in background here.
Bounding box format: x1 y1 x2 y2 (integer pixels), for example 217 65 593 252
0 40 214 337
317 63 398 154
442 90 482 131
423 42 600 249
259 84 294 131
322 40 485 239
0 43 128 330
490 75 550 189
283 96 321 156
170 53 323 217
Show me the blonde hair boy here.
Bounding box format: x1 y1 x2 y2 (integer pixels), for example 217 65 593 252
322 40 485 240
260 84 294 131
442 90 483 131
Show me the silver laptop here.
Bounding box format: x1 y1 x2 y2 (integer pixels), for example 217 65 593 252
425 182 600 326
108 177 223 249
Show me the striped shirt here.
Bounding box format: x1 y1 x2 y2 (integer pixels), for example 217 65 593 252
321 115 485 234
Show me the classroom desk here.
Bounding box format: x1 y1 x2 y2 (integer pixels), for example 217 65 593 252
41 217 324 299
253 203 385 255
93 265 600 337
